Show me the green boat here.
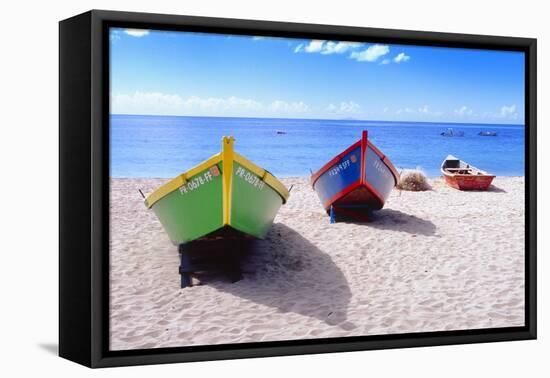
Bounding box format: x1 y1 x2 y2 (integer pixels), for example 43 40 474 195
145 136 290 245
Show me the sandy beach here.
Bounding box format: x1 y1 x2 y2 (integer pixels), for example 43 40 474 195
109 176 525 351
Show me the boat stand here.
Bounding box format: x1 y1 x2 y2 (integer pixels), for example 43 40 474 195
177 239 247 288
178 245 193 288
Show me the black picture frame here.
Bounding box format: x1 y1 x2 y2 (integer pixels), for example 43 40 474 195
59 9 537 368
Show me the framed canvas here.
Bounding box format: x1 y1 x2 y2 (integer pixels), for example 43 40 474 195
59 10 537 368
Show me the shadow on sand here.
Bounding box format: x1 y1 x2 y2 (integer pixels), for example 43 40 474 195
368 209 437 236
487 185 507 193
336 208 437 236
189 223 354 329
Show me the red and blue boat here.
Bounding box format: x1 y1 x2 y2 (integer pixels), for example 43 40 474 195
311 131 399 221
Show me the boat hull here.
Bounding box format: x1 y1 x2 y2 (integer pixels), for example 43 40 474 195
311 131 398 213
151 163 224 243
363 144 397 208
146 137 289 244
311 144 362 210
443 174 495 191
230 160 286 238
441 155 495 191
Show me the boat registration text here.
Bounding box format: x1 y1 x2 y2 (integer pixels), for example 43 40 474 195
328 158 353 177
236 166 265 190
179 170 215 195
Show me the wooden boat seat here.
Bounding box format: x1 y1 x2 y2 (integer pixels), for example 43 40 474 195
445 168 473 171
445 168 475 174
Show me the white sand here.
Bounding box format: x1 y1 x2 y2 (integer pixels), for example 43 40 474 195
109 177 525 350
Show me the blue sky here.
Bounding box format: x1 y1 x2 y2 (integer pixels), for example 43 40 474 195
110 28 525 124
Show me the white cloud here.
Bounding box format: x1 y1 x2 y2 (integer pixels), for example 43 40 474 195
124 29 150 37
295 40 363 55
327 101 360 114
393 52 410 63
111 92 309 117
477 105 520 122
499 104 517 118
452 104 522 122
321 41 363 55
421 106 442 116
349 44 390 62
112 92 184 115
395 105 442 117
269 100 309 113
455 105 474 116
184 95 263 112
295 41 409 66
252 36 288 42
304 40 325 53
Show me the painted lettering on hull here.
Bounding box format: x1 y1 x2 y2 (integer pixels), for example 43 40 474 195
235 166 266 190
178 169 215 195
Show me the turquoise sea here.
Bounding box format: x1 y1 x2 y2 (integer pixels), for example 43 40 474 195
110 115 525 178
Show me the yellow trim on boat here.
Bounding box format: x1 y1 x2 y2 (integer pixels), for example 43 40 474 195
234 152 290 204
221 136 235 225
145 136 289 209
144 153 222 208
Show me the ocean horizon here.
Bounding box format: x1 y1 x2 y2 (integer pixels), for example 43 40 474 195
110 114 525 178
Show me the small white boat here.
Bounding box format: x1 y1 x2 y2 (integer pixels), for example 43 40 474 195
440 128 464 137
478 131 497 136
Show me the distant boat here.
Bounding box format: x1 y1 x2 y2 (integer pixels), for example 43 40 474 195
311 130 399 221
145 136 290 244
441 155 495 191
276 130 287 135
478 131 498 136
441 128 464 137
